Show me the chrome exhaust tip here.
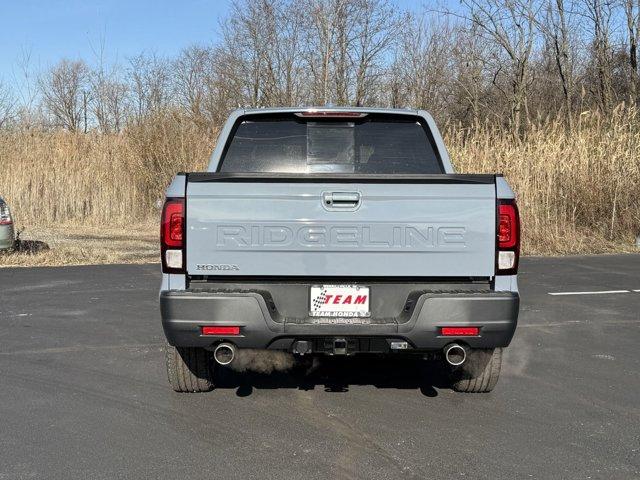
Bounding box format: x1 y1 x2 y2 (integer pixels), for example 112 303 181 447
444 343 467 366
213 342 236 365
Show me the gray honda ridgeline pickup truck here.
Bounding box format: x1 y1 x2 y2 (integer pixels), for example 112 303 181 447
160 107 520 393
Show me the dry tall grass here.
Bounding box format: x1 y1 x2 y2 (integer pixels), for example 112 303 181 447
449 106 640 254
1 108 638 256
0 114 214 225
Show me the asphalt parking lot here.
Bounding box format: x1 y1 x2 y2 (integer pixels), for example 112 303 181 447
1 255 639 479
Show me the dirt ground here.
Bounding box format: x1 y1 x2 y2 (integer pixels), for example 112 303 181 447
0 223 159 267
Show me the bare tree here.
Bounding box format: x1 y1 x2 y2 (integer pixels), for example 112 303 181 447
303 0 351 104
538 0 578 126
220 0 308 107
174 45 212 125
221 0 271 106
332 1 359 104
450 24 500 126
5 0 640 137
394 15 455 116
257 0 306 105
450 0 541 133
39 59 89 131
207 46 248 123
302 0 398 106
581 0 616 111
623 0 640 103
0 80 16 129
90 64 128 133
11 47 42 127
351 0 399 106
127 52 170 122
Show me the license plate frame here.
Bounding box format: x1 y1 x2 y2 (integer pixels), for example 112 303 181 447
309 284 371 318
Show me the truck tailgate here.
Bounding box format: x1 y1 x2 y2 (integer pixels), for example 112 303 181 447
185 175 496 278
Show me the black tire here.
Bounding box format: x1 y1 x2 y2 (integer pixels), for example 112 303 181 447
165 344 214 393
451 348 502 393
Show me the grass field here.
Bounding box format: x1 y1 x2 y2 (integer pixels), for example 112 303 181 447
0 108 639 266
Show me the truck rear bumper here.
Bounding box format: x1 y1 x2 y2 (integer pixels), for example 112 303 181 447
160 289 519 352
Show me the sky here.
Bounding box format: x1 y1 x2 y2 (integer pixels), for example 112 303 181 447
0 0 231 83
0 0 425 86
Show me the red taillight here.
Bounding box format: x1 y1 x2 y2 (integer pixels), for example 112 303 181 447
441 327 480 336
499 203 518 249
201 326 240 336
162 199 184 248
496 199 520 275
161 198 185 273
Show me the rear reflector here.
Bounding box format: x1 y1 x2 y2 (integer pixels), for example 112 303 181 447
441 327 480 336
201 326 240 336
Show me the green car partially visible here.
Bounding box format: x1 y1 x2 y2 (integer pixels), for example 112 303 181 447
0 197 15 251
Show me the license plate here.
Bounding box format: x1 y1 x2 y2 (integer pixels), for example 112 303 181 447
309 285 370 317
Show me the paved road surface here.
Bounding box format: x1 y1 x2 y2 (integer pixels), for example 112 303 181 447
1 256 639 479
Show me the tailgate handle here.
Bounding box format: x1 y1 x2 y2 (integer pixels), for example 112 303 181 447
323 192 361 209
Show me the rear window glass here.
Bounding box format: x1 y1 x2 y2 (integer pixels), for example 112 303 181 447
219 115 443 174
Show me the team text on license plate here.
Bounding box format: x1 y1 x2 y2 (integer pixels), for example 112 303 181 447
309 285 370 317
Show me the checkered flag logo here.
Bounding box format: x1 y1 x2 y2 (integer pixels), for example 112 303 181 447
312 289 327 309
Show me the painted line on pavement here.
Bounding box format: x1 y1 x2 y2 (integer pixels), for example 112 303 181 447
548 290 630 296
